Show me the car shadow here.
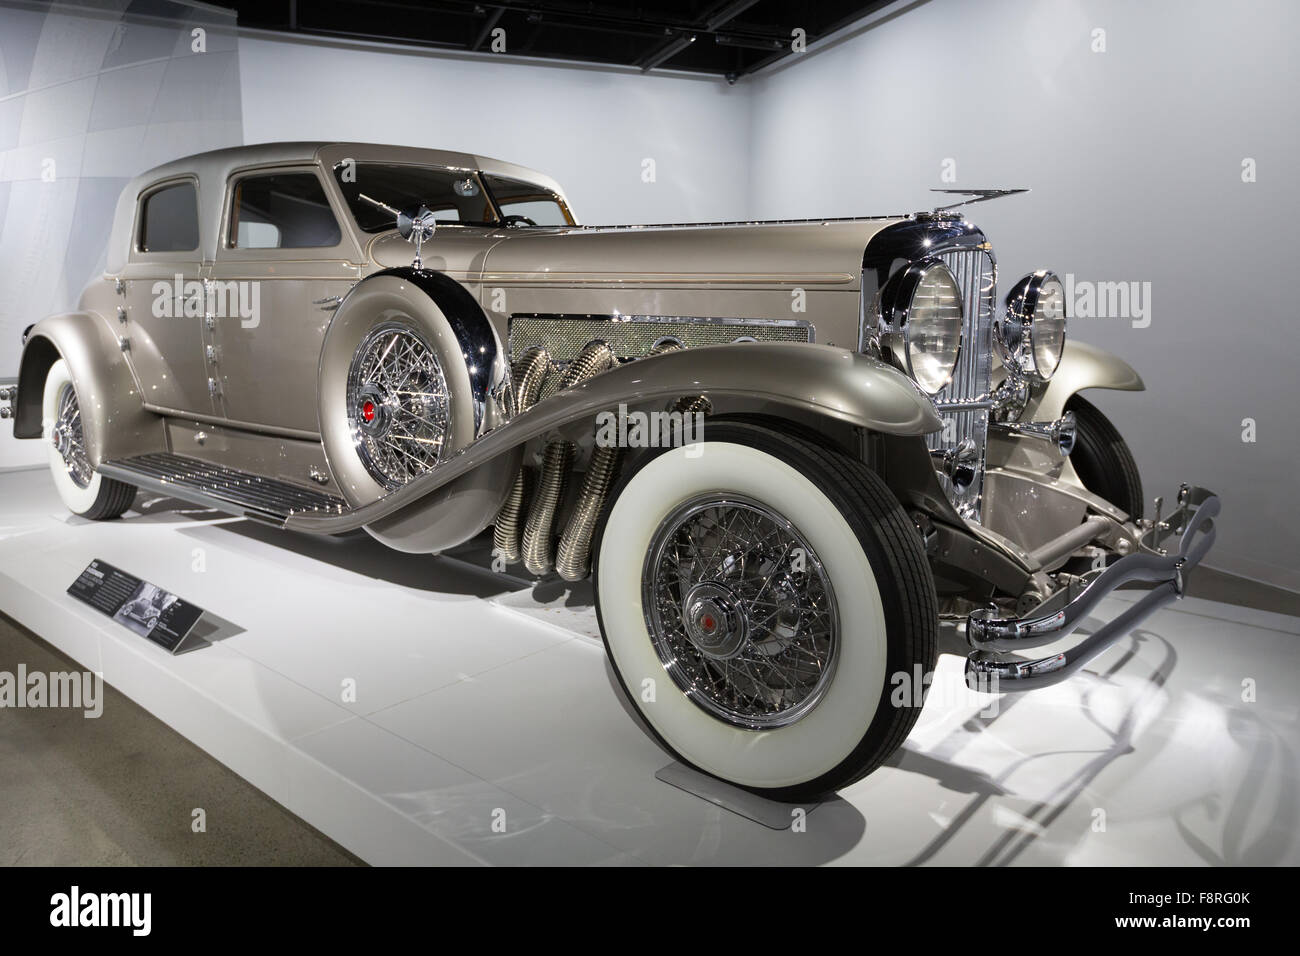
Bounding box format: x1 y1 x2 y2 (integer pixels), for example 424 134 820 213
893 623 1181 866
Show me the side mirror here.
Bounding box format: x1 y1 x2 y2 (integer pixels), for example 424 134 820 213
396 206 437 270
359 194 438 270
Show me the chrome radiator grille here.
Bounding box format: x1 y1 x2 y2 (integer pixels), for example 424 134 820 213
928 247 996 519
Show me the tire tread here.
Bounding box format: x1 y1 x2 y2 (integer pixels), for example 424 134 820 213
1066 395 1144 519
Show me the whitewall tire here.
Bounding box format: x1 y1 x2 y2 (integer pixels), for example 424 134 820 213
593 420 938 800
42 359 135 519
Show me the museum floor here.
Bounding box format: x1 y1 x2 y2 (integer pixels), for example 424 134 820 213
1 467 1296 866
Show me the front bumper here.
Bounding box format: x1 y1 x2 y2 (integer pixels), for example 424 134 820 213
965 484 1219 691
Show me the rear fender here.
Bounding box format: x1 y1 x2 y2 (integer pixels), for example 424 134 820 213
13 313 160 466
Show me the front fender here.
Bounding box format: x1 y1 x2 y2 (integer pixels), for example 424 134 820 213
289 341 941 536
13 312 160 466
1023 339 1144 422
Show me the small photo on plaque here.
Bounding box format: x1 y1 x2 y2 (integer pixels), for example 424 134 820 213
111 581 179 639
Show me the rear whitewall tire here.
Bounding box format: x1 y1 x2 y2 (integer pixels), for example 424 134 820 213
595 426 936 797
42 359 135 520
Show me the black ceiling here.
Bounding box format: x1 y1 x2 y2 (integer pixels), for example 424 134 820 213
211 1 896 80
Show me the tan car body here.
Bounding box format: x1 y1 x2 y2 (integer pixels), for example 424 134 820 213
13 142 1144 597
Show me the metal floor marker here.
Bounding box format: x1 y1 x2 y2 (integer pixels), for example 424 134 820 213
656 762 822 830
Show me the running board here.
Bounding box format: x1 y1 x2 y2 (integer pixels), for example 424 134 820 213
99 452 348 527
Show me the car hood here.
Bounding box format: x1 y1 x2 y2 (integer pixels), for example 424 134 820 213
478 218 905 291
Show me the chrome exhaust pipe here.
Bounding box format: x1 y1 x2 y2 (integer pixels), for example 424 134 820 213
492 347 551 564
522 342 617 575
966 487 1219 691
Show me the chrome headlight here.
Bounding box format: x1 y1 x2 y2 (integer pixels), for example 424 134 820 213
879 259 964 395
998 270 1067 383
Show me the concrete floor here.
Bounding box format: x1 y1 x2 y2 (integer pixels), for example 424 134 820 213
0 612 361 866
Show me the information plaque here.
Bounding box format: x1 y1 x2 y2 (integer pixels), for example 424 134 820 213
68 559 205 654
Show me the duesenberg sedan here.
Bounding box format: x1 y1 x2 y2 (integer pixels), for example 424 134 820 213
4 143 1218 799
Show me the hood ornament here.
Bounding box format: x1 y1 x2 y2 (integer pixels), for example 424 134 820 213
359 193 438 270
927 187 1030 214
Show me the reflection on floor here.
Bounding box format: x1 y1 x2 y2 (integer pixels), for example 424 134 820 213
0 467 1296 865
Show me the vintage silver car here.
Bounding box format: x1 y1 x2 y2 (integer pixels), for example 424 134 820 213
4 142 1218 799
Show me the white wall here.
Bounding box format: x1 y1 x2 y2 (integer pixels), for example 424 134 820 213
746 0 1300 589
238 34 752 226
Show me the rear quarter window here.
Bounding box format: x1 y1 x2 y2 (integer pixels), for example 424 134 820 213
139 182 200 253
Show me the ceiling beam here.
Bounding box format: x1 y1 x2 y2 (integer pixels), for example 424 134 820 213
635 0 763 73
470 6 504 51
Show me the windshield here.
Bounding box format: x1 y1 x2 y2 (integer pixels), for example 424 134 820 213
482 174 574 226
333 162 498 231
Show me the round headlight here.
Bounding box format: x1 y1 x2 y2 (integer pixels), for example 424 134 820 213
881 260 964 395
998 270 1067 383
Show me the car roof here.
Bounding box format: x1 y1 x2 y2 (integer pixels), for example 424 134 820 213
107 141 568 270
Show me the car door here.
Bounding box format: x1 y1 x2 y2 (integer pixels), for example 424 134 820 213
118 177 213 417
206 165 363 436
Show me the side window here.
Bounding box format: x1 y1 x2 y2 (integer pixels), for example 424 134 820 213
139 182 199 253
228 172 341 250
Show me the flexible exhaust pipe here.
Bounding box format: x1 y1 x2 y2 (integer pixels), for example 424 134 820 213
522 342 617 575
492 347 551 564
555 341 709 582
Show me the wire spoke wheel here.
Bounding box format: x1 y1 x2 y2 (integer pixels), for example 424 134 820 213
643 493 839 729
346 320 451 490
52 382 93 489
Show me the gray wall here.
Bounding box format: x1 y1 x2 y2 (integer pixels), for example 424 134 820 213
238 34 752 227
0 0 243 375
746 0 1300 589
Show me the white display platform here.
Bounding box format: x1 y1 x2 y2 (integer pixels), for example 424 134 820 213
2 466 1297 866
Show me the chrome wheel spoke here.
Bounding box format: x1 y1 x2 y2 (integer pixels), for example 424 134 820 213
643 494 839 729
52 383 93 489
347 322 450 491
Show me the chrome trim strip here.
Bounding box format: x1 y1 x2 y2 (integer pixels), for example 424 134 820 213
480 272 854 286
511 312 814 331
143 403 322 442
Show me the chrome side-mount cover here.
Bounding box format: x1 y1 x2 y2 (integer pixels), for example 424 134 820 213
369 267 512 440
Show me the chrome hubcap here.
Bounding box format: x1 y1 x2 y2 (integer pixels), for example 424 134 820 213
346 320 451 491
682 582 747 660
643 494 839 729
52 383 92 489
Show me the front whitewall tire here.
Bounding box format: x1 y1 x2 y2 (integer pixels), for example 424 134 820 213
595 421 938 798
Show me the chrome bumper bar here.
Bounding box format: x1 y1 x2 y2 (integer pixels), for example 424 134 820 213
965 484 1219 691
